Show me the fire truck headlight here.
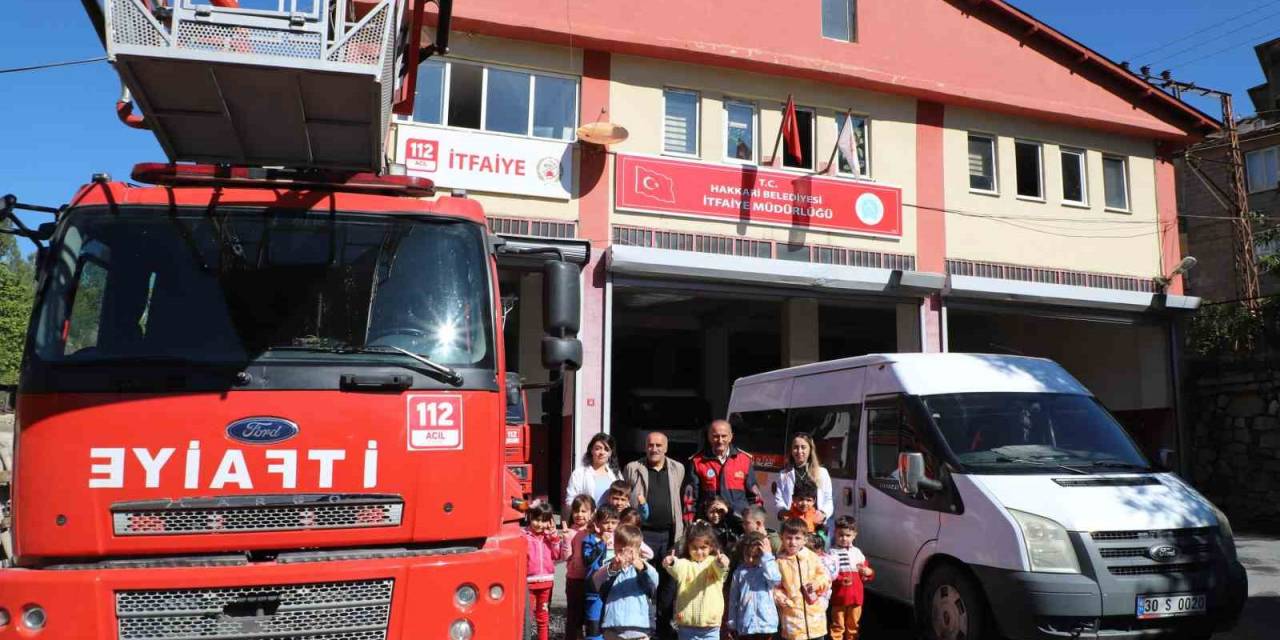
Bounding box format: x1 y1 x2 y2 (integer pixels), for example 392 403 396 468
21 605 46 631
488 584 504 601
449 618 474 640
454 584 478 609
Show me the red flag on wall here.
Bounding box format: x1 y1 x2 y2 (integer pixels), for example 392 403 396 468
781 94 803 165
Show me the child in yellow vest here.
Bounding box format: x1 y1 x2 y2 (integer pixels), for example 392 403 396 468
662 521 730 640
774 518 831 640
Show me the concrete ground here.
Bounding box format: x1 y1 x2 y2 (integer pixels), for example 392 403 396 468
540 535 1280 639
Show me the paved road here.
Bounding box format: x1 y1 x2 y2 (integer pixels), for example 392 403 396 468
542 534 1280 639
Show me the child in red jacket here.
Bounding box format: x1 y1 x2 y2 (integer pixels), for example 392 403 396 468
827 516 874 640
523 501 565 640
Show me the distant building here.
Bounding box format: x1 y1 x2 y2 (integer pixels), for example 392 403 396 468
1179 39 1280 303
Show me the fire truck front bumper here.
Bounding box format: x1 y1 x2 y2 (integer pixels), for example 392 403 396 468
0 532 526 639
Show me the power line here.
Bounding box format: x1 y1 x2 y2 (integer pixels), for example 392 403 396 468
1153 20 1280 70
0 56 106 75
1126 0 1280 60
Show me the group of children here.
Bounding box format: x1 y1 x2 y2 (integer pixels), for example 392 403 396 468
522 478 873 640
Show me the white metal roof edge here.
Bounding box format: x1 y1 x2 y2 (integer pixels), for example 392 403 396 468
947 274 1200 312
607 245 945 294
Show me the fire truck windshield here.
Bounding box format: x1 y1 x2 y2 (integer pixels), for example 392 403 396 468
31 207 494 374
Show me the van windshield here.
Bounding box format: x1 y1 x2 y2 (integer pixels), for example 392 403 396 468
920 393 1151 473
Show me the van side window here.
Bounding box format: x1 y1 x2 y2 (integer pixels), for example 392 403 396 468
729 409 789 470
865 396 937 492
788 404 860 479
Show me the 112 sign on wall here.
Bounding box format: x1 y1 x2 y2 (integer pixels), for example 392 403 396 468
405 139 439 172
406 394 463 450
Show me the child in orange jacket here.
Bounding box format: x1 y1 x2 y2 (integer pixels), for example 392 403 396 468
774 518 831 640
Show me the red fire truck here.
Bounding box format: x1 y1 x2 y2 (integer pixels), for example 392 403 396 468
0 0 582 637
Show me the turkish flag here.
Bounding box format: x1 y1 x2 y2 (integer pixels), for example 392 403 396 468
635 166 676 204
781 95 803 165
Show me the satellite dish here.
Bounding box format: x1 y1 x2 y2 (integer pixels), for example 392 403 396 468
576 121 629 146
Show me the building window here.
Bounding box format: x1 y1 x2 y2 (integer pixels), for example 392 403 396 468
835 113 869 177
412 61 578 141
724 100 757 163
1246 147 1280 193
1060 148 1087 205
1102 155 1129 210
821 0 857 42
412 60 445 125
664 89 700 156
968 134 997 193
783 107 816 171
1014 140 1043 199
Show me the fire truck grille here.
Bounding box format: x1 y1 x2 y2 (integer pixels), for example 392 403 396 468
116 578 392 640
111 494 404 536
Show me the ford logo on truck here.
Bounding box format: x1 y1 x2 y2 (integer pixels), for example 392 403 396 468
1148 544 1180 562
227 417 299 444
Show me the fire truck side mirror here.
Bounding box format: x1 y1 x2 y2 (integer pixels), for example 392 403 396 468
542 337 582 371
543 260 580 335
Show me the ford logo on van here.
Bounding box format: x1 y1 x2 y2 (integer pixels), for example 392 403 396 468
227 418 299 445
1148 544 1180 562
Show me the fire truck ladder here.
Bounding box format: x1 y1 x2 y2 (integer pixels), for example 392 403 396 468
84 0 451 172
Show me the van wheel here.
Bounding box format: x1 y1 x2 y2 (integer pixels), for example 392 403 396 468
920 565 991 640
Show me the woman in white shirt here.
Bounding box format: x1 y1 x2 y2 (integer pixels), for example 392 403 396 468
773 432 834 522
564 432 624 511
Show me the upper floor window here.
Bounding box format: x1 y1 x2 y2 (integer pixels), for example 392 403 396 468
822 0 857 42
1060 148 1088 205
783 106 816 171
1014 140 1043 200
410 60 578 141
664 89 700 156
835 113 870 178
1102 155 1129 211
968 133 997 193
724 100 757 163
1246 147 1280 193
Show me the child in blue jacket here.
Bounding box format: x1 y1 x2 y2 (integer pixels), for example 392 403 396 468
591 524 659 640
726 530 783 640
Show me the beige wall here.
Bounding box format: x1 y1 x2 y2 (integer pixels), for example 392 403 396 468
609 54 919 255
944 107 1164 278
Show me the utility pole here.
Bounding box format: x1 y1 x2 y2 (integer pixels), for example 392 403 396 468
1139 69 1261 314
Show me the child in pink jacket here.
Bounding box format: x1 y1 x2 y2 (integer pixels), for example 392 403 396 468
524 501 565 640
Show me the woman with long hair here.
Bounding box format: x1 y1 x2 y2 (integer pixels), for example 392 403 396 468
565 432 623 511
772 432 834 525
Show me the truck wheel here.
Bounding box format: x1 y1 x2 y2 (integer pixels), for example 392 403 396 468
920 565 991 640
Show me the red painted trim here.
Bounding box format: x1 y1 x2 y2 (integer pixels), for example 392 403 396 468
916 101 946 274
1154 156 1184 295
575 51 611 449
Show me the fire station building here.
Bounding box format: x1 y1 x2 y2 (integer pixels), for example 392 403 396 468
390 0 1217 501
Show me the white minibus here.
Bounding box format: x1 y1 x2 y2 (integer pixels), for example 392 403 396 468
727 353 1246 640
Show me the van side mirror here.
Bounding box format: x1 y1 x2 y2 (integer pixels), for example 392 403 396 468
897 452 943 495
1158 448 1176 472
542 336 582 371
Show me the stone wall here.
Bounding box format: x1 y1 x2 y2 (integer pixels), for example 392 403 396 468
1189 364 1280 532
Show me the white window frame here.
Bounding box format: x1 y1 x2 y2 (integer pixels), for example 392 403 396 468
662 88 701 158
834 112 871 179
780 106 817 172
967 133 999 195
1059 147 1089 207
1013 139 1044 202
1102 154 1130 212
821 0 857 43
1246 146 1280 193
722 99 758 165
401 59 580 142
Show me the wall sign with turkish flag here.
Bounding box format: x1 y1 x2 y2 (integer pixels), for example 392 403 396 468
614 154 902 237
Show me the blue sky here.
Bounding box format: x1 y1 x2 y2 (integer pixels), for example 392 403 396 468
1 1 1275 253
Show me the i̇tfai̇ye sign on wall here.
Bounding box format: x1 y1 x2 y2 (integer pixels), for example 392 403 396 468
614 154 902 237
396 124 574 200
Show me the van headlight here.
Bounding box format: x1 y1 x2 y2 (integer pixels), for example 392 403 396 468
1009 510 1080 574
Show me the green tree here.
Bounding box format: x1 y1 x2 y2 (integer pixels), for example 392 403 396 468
0 228 35 384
